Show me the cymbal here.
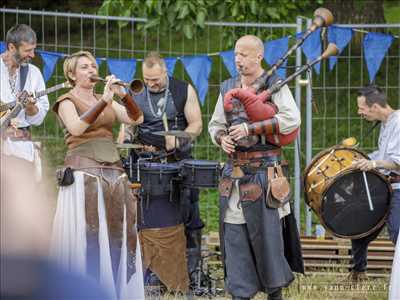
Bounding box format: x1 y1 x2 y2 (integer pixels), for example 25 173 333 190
153 130 193 139
115 143 144 149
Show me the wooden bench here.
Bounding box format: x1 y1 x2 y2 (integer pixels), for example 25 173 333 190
205 232 395 278
300 236 394 278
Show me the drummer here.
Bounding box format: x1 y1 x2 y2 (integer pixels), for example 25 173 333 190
349 85 400 281
118 51 203 294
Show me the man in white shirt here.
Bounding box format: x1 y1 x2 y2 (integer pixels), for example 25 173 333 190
0 24 49 175
349 85 400 281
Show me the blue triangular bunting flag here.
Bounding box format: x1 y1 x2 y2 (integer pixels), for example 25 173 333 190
0 41 6 54
363 32 394 82
96 57 103 68
39 51 63 82
327 26 353 70
220 50 237 77
164 57 177 77
180 56 212 105
301 28 321 74
107 58 136 83
264 37 289 78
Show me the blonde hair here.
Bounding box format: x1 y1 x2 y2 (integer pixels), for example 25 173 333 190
142 51 167 70
63 51 97 86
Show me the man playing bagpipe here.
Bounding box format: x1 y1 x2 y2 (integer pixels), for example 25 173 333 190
208 35 303 300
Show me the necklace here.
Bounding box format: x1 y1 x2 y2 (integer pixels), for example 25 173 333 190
146 78 170 118
8 67 19 97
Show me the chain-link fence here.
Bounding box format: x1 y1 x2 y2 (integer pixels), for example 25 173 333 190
1 7 399 236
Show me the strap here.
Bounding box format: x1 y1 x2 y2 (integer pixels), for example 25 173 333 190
267 166 274 180
275 165 284 178
19 64 29 91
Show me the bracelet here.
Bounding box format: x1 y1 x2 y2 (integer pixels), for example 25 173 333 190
372 161 377 168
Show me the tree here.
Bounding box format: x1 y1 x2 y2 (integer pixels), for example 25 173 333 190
324 0 385 24
97 0 322 42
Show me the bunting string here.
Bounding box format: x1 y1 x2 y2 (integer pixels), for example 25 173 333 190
0 25 396 103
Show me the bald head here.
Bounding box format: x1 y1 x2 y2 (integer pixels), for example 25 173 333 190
234 35 264 76
236 35 264 57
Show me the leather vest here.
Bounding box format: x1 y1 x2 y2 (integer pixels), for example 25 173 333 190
133 77 190 156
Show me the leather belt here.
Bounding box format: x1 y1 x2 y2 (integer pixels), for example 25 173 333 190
230 149 281 161
388 173 400 184
64 155 124 171
231 159 287 168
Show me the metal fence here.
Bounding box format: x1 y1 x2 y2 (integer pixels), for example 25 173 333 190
1 7 399 236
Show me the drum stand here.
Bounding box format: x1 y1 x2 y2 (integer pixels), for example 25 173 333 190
189 251 224 298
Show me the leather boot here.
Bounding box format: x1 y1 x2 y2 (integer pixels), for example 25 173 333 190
267 288 283 300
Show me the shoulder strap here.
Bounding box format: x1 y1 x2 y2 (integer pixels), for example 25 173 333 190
168 77 188 113
19 64 29 91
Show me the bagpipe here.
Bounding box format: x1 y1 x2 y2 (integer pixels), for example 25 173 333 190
223 8 338 147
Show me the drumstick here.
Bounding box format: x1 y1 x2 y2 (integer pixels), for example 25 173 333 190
362 171 374 211
162 113 169 131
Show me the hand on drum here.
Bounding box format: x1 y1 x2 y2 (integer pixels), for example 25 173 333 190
353 159 376 171
221 135 236 154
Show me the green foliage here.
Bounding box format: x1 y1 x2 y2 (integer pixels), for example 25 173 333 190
98 0 322 43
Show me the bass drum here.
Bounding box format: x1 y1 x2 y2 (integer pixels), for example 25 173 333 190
304 146 392 239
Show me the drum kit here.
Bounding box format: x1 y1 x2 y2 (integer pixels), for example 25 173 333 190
117 130 222 200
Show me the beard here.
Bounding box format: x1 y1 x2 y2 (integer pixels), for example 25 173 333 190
148 85 166 93
13 50 31 66
147 78 168 93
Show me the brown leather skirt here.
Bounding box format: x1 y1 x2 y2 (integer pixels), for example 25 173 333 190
139 224 189 292
64 155 137 266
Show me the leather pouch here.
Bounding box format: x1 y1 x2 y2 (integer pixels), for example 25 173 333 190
56 167 75 186
218 177 234 198
239 183 262 202
266 165 291 208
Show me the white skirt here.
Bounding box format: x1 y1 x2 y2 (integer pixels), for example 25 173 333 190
390 232 400 300
50 171 145 300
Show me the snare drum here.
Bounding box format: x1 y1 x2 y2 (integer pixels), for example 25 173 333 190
180 159 221 188
304 147 392 239
137 162 180 197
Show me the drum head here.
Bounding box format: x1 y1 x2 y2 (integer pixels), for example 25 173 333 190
183 159 220 167
140 162 179 173
321 170 391 239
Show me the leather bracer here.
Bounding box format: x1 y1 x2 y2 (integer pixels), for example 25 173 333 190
121 94 143 121
248 117 279 136
80 98 108 124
